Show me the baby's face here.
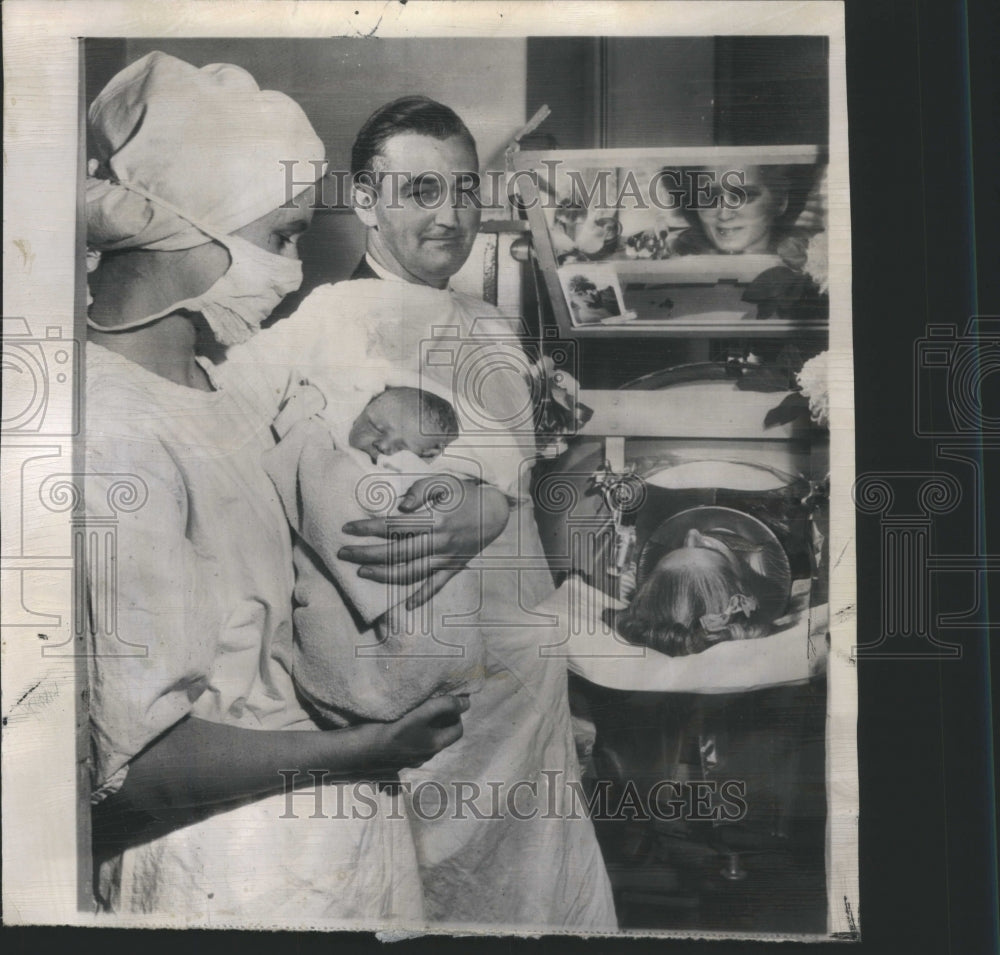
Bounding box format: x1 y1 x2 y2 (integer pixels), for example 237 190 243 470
349 389 449 464
695 165 786 254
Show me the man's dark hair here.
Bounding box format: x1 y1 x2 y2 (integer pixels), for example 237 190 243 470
351 95 478 179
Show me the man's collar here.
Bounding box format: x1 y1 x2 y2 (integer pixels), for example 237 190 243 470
364 253 408 283
364 252 453 291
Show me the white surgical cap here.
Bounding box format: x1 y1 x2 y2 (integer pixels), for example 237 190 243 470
87 51 326 251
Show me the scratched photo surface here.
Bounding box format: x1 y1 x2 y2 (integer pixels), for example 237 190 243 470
1 1 857 937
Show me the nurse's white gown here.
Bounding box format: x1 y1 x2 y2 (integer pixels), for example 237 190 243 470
85 343 423 925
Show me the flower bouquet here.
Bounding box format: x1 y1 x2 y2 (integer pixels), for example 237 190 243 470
525 355 594 458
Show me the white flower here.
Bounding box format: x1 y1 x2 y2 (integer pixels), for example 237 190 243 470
796 351 829 428
804 230 829 295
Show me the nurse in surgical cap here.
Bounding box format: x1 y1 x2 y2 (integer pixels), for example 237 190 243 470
84 51 468 922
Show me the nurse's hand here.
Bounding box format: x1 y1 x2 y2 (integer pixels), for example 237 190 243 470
338 476 511 610
375 694 470 770
106 698 471 813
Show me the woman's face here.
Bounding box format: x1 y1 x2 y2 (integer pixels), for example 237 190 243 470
232 185 316 259
179 186 316 300
695 166 786 254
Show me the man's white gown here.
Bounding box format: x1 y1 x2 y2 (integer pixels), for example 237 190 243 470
252 278 617 929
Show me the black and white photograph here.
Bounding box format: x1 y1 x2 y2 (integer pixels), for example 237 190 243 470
559 265 628 324
2 0 861 941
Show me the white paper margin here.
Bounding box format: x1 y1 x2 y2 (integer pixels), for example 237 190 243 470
1 0 857 936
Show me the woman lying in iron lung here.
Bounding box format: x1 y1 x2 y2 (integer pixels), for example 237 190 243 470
610 515 792 658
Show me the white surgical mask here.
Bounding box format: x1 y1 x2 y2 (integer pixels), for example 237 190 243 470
87 179 304 346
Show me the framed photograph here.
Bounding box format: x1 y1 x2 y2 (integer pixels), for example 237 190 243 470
515 146 829 338
558 264 629 326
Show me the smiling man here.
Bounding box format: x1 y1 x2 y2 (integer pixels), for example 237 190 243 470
255 96 617 931
349 97 482 287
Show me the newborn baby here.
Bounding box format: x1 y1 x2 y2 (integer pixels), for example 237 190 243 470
262 381 489 727
349 385 458 464
615 527 784 657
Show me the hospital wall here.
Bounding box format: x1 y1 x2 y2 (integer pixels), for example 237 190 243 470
83 35 825 333
85 38 528 303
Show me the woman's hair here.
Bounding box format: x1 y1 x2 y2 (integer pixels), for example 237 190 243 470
351 95 478 179
616 529 784 657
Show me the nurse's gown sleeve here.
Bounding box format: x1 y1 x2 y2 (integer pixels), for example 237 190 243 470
85 433 220 803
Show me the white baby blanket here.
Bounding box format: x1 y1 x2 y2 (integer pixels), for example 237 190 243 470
262 388 486 725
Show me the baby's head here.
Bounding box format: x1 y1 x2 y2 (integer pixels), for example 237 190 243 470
616 525 782 657
348 385 459 464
